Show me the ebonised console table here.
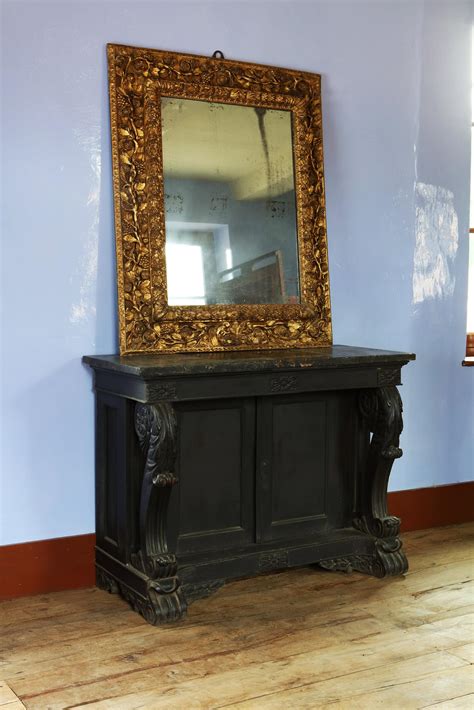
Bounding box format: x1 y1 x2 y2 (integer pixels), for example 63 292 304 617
83 345 415 625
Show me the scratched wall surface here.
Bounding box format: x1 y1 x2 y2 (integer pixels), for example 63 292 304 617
1 1 472 544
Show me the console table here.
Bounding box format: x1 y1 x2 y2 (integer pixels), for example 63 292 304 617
83 345 415 625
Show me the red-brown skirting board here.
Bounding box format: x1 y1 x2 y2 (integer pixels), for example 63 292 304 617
1 481 473 601
0 533 96 601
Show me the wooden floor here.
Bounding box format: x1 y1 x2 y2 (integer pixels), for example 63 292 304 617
0 524 473 710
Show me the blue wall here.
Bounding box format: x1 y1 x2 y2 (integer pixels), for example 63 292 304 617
1 0 472 545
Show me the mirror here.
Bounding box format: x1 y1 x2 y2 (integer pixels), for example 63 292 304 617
161 98 300 305
108 44 332 354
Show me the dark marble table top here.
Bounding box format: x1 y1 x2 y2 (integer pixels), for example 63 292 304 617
83 345 415 377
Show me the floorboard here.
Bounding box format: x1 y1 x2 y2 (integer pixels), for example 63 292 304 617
0 523 473 709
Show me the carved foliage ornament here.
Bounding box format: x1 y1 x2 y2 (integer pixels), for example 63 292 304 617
133 403 179 580
107 44 332 354
126 403 187 624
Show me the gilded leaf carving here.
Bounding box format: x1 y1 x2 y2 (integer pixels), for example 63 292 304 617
108 44 332 354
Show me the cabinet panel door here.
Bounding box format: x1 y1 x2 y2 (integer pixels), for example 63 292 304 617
95 392 141 563
257 391 356 542
176 398 255 554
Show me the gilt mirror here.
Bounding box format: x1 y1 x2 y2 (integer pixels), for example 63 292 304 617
108 44 332 354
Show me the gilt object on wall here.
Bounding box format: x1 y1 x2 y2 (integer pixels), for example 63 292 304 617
107 44 332 354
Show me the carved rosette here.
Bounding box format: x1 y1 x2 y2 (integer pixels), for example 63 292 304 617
269 375 297 393
258 550 289 572
125 403 187 624
107 43 332 354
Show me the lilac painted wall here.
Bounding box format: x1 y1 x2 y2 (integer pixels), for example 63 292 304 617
1 0 472 545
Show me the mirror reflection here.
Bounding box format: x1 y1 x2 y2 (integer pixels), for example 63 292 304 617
161 97 300 305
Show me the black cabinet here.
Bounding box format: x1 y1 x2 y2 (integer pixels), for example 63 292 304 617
84 345 415 625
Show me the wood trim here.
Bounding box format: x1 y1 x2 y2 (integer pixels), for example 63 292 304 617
389 482 474 533
465 333 474 358
1 482 473 600
0 533 95 600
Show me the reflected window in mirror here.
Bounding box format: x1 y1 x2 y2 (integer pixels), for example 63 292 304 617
165 241 206 305
161 97 300 306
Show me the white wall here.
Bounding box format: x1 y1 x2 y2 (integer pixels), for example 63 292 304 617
1 0 472 545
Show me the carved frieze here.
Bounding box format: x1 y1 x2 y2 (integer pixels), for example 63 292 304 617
377 367 401 387
147 382 178 401
269 375 297 393
319 537 407 578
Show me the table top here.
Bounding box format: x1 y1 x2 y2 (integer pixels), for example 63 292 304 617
83 345 415 377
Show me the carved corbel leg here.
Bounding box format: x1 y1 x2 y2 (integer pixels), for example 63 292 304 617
127 402 187 624
320 386 408 578
353 385 407 576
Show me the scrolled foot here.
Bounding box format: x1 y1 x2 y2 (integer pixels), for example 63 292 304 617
120 577 188 625
371 537 408 577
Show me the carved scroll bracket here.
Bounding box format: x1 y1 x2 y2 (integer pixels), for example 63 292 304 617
129 402 187 623
351 385 408 576
318 386 408 579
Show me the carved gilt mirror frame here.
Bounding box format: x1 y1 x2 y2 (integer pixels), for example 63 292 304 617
107 43 332 354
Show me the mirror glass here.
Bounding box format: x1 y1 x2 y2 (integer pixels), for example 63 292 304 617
161 97 300 306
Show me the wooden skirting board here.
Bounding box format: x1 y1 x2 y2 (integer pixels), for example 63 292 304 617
1 481 473 601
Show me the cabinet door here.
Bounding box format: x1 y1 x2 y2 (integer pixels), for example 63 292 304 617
256 391 356 542
176 397 256 554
